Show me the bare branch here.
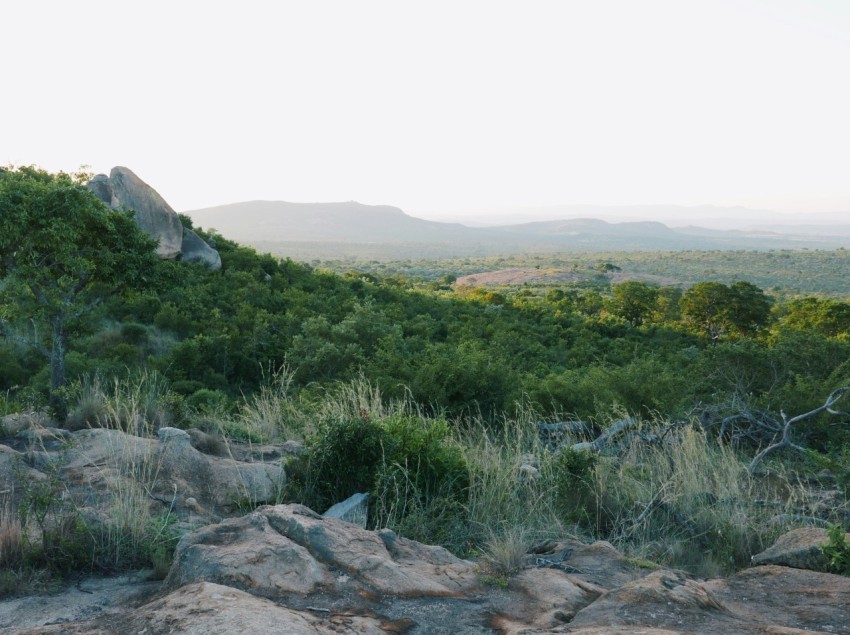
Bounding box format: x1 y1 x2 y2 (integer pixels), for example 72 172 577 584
570 417 639 453
0 318 49 358
748 387 850 474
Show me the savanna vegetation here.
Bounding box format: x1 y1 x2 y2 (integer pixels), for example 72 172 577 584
313 248 850 298
1 167 849 594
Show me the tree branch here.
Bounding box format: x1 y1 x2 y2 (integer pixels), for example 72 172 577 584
570 417 639 453
748 386 850 474
0 318 49 358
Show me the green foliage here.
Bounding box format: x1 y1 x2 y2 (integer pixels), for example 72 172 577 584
290 411 468 524
782 297 850 339
185 388 231 414
0 167 158 413
822 524 850 575
611 281 659 326
681 281 772 343
548 447 598 524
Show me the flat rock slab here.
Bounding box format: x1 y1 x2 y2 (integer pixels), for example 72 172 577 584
0 572 159 633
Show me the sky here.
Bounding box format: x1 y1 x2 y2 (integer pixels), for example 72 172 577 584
3 0 850 223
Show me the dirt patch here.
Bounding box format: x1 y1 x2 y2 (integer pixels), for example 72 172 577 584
455 268 682 288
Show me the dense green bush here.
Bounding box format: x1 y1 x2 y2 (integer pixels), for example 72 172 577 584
289 412 469 525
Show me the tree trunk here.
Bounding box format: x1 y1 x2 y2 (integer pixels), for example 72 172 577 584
48 314 68 419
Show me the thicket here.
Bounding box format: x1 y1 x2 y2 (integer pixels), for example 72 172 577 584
2 228 848 432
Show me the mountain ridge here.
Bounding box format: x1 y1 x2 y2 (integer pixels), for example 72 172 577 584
185 200 850 254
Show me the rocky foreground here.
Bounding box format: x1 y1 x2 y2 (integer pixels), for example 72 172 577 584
1 418 849 634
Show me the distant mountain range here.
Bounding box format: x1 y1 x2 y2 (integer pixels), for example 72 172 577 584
185 200 850 258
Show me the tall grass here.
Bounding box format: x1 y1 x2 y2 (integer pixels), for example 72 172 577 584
290 382 833 577
88 406 177 575
232 365 314 442
461 411 567 545
66 370 179 434
592 423 812 576
6 371 840 588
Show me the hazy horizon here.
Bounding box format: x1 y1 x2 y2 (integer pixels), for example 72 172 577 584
6 1 850 224
186 199 849 233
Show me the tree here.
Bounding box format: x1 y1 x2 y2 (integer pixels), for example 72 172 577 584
611 281 659 326
782 297 850 338
0 167 158 413
680 281 771 343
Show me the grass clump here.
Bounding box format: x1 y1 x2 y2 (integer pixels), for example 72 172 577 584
65 371 184 435
477 526 531 586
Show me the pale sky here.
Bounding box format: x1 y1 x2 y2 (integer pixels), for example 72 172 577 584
4 0 850 222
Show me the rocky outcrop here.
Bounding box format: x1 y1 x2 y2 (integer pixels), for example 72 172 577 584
164 504 480 600
88 167 221 270
3 420 850 634
1 425 285 525
6 517 850 634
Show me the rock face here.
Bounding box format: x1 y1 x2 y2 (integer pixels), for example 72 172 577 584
88 167 221 270
164 504 479 600
1 425 285 527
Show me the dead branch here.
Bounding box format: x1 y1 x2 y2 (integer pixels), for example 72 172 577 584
747 386 850 474
569 417 639 453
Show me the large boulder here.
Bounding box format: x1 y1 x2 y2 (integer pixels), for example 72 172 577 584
750 526 846 572
180 227 222 269
90 167 184 259
87 167 221 270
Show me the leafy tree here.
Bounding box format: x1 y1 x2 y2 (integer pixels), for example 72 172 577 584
782 297 850 338
611 281 659 326
727 281 773 337
0 167 157 412
681 281 771 343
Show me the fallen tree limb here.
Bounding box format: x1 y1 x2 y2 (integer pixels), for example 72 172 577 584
747 386 850 474
570 417 639 453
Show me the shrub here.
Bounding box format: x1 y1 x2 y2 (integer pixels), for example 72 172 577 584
822 524 850 575
547 447 598 525
186 388 231 414
290 413 388 512
290 407 469 528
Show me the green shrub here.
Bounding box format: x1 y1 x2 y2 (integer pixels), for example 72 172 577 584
822 524 850 575
290 412 469 525
291 414 392 512
186 388 231 414
547 447 598 525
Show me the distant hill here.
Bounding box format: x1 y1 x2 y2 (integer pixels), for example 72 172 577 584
185 200 486 244
185 200 850 258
